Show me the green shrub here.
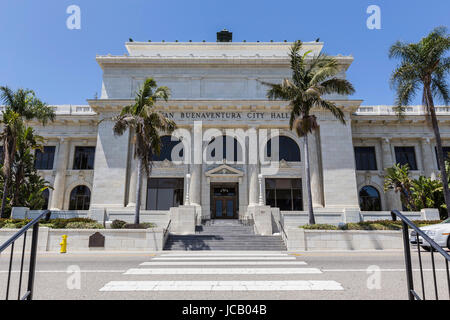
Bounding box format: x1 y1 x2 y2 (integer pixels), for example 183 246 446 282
50 218 97 229
65 222 104 229
3 223 17 229
111 220 127 229
12 219 32 228
300 224 338 230
124 222 156 229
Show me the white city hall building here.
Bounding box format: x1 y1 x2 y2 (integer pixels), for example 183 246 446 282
16 32 445 231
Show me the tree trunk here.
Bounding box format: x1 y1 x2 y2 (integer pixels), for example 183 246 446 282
134 158 143 225
303 134 315 225
0 182 8 218
0 138 14 218
425 85 450 218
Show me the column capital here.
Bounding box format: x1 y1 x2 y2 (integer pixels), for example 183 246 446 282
421 137 431 144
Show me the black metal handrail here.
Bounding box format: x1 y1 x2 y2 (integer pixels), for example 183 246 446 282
278 220 288 240
163 219 172 239
0 210 51 300
391 210 450 300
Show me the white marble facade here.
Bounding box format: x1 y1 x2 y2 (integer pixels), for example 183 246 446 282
18 41 450 221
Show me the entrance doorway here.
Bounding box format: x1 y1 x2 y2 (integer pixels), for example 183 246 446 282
211 183 238 219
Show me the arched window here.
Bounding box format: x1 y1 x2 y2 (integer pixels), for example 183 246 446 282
69 186 91 210
150 135 184 161
266 136 301 162
359 186 381 211
206 136 242 162
41 189 49 210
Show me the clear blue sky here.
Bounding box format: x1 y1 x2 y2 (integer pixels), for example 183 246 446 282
0 0 448 106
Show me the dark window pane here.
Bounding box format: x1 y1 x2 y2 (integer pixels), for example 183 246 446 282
150 136 183 161
265 189 276 208
146 178 184 210
395 147 417 170
146 188 158 210
35 146 56 170
355 147 377 170
206 136 242 162
435 146 450 170
276 189 292 211
69 186 91 210
266 136 301 162
292 189 303 211
359 186 381 211
265 178 302 211
73 147 95 170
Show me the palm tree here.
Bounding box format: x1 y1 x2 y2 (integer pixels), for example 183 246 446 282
384 163 416 210
264 41 355 224
113 78 176 225
0 87 55 218
389 26 450 216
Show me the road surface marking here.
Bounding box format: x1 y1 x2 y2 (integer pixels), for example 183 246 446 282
152 256 296 261
159 253 288 257
124 267 322 275
99 280 343 291
140 261 307 266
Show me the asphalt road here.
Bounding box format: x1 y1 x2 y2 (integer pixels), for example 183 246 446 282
0 250 449 300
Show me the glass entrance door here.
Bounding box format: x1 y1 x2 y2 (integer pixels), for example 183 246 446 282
211 184 238 219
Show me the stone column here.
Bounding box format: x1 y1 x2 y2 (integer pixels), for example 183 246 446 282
50 138 70 210
309 130 324 207
381 138 400 210
420 138 435 178
381 138 394 168
248 127 259 206
189 122 202 206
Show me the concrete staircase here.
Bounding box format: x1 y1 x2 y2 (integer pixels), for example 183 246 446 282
164 219 287 251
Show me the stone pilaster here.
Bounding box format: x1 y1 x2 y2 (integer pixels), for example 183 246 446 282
309 130 324 208
50 138 70 210
420 138 435 178
247 127 259 206
189 122 202 206
381 138 400 210
91 114 129 208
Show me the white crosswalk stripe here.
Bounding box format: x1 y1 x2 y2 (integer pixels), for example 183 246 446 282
124 267 322 275
153 256 296 260
99 252 344 292
140 261 307 266
100 280 344 291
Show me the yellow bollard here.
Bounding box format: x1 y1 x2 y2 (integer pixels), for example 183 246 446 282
60 235 67 254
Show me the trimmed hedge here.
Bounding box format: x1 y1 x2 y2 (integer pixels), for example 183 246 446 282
299 220 443 230
0 218 101 229
111 220 156 229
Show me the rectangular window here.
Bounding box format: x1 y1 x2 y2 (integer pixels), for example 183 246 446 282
395 146 418 170
435 146 450 170
34 146 56 170
265 178 303 211
146 178 184 210
73 147 95 170
354 147 377 170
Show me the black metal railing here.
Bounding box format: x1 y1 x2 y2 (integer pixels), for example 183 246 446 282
163 219 172 239
0 210 51 300
391 210 450 300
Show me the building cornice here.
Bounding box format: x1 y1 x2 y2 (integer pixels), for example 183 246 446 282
87 99 363 114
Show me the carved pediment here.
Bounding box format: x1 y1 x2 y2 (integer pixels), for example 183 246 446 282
205 164 244 177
